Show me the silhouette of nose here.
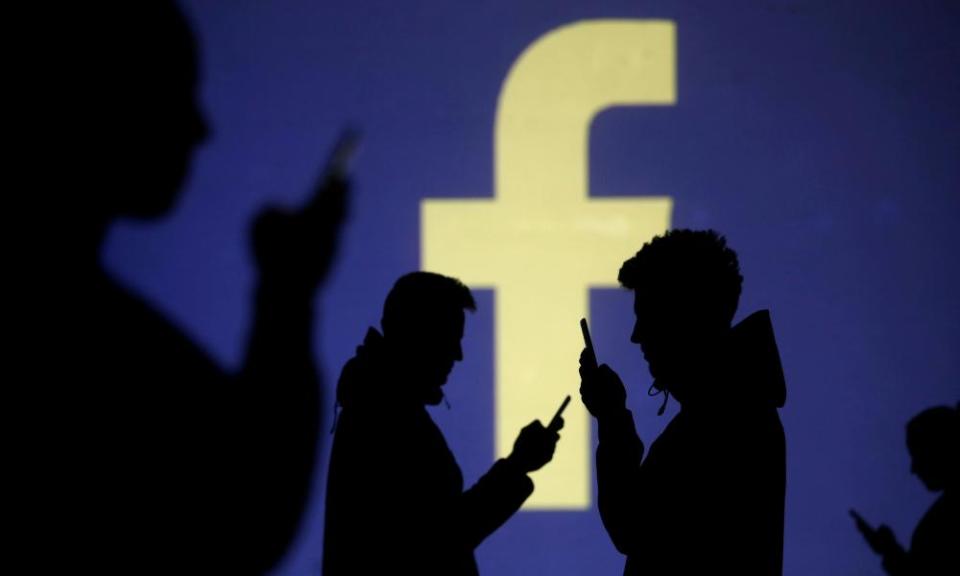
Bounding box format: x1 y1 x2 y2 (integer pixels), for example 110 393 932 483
630 323 643 344
454 344 463 362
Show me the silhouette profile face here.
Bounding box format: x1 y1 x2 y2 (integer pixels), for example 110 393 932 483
381 272 474 405
619 230 742 404
906 407 957 492
910 450 944 492
630 288 725 403
98 3 209 220
394 309 465 405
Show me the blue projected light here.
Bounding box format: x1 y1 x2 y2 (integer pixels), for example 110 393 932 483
104 2 960 575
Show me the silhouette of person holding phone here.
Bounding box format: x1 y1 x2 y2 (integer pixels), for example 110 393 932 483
579 230 787 575
323 272 562 575
24 2 349 572
851 404 959 575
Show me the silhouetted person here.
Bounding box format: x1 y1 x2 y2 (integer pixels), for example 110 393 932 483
323 272 562 575
851 404 959 575
579 230 787 575
29 2 348 572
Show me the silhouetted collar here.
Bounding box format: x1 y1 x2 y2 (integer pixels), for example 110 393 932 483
726 310 787 408
682 310 787 412
336 327 422 412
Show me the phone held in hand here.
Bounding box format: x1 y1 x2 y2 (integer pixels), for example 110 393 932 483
326 128 362 179
548 395 571 432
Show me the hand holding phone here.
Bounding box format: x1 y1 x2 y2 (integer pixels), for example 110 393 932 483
251 128 359 288
305 128 361 216
510 414 563 473
850 509 899 556
578 317 627 418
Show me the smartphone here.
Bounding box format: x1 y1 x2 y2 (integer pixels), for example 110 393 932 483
306 128 361 214
849 509 873 534
325 128 362 179
548 395 571 432
580 317 598 371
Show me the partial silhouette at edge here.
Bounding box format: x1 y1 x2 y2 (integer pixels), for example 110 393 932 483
24 2 349 572
851 404 959 576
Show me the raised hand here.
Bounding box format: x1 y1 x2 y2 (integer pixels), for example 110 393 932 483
251 172 349 295
579 348 627 419
507 419 561 473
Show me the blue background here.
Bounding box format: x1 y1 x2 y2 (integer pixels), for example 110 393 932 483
104 1 959 574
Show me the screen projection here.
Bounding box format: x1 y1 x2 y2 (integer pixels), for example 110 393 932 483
103 1 959 574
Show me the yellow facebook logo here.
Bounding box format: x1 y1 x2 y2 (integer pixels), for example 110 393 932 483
421 20 675 509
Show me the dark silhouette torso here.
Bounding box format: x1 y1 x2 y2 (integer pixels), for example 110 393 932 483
908 491 958 575
627 405 784 575
323 329 533 576
596 311 786 576
43 269 317 574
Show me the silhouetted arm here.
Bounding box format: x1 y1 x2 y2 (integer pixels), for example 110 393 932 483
228 175 348 569
232 279 320 560
455 418 560 550
596 407 647 555
456 457 535 549
327 413 531 572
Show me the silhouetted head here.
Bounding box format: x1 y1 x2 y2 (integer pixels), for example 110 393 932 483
619 230 742 403
381 272 476 405
77 1 208 223
906 405 959 492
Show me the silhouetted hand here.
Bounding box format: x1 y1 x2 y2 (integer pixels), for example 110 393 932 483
850 509 902 557
507 420 561 473
579 350 627 419
251 174 349 295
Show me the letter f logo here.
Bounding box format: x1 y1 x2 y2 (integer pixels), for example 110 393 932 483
422 20 675 509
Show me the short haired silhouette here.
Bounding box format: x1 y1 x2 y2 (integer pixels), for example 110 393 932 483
580 229 787 575
907 405 958 493
383 271 477 337
56 1 208 230
27 2 348 572
619 229 742 327
324 271 561 575
852 404 959 575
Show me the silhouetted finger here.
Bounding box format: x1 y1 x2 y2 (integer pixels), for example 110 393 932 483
579 347 590 365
